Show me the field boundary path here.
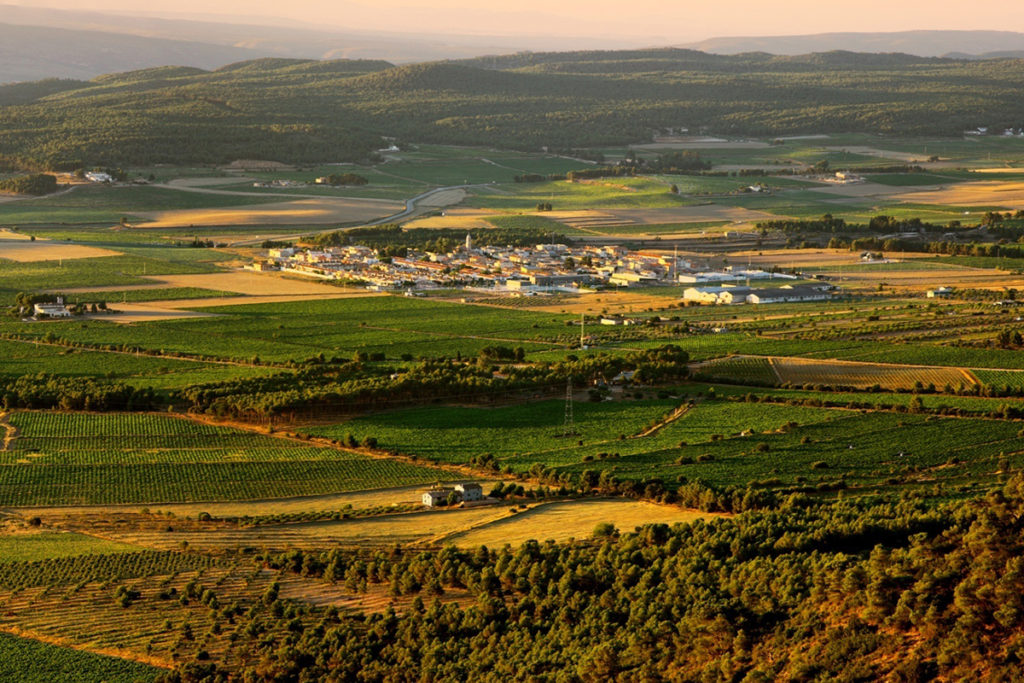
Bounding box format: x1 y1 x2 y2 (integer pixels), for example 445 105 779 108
410 503 535 547
174 412 516 486
632 403 692 438
0 335 284 370
0 412 17 452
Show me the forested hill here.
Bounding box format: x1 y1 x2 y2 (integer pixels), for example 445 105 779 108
3 49 1024 169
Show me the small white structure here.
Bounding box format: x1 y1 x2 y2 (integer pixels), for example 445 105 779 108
85 171 113 183
927 287 953 299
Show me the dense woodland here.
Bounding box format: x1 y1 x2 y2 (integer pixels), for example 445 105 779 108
2 50 1024 167
148 476 1024 682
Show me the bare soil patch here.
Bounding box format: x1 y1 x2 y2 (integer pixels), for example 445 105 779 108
728 248 865 267
417 188 467 209
547 206 779 232
0 229 32 240
100 292 383 324
94 507 509 552
141 271 361 296
403 207 498 230
0 239 121 263
896 181 1024 209
445 499 721 547
134 197 401 228
511 291 675 315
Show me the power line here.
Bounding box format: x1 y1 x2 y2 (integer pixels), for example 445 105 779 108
561 376 579 438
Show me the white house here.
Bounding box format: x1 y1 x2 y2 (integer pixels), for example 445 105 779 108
33 302 71 318
454 482 483 502
926 287 953 299
422 487 455 507
84 171 113 183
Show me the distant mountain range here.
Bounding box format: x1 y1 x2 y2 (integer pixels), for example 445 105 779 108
680 30 1024 59
3 49 1022 170
0 4 638 84
6 5 1024 85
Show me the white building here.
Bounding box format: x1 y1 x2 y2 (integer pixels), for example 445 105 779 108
422 488 455 507
33 302 71 318
746 287 830 304
454 482 483 502
84 171 113 183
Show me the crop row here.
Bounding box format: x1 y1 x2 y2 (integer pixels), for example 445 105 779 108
10 412 234 438
0 550 221 589
0 458 449 505
0 632 158 683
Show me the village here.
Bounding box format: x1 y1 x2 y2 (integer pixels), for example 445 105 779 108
251 234 839 305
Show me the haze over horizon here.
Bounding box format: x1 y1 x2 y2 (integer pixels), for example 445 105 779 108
9 0 1024 44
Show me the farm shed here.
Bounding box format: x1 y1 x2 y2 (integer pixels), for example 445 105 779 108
746 287 831 304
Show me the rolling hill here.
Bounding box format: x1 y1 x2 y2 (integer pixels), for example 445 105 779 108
2 49 1024 169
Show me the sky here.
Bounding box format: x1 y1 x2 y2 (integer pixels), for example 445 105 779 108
10 0 1024 42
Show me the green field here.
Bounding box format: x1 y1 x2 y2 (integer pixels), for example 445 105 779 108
0 339 279 388
0 296 571 363
304 394 1023 499
0 253 224 305
63 287 236 304
692 356 778 385
0 632 158 683
0 412 451 505
0 532 142 563
465 177 696 211
0 184 282 225
0 550 221 590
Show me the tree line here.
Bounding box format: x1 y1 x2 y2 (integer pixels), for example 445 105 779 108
157 475 1024 681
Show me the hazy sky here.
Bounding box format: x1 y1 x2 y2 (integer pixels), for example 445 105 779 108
12 0 1024 41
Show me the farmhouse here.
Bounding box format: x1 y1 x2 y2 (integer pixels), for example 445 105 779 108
33 298 71 318
422 487 456 507
927 287 953 299
454 482 483 502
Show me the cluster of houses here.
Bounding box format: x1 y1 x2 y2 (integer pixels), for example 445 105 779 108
253 237 825 301
421 482 484 507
